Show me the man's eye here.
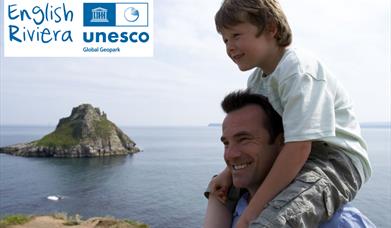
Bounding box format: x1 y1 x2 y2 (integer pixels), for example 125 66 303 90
239 138 249 143
223 38 228 44
233 34 240 39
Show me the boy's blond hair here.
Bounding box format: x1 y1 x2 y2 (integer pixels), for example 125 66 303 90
215 0 292 47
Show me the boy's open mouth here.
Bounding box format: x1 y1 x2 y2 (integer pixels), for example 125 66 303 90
232 54 244 62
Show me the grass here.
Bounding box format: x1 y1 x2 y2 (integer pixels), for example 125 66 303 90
124 220 150 228
0 215 31 228
36 122 80 148
0 213 149 228
36 118 115 149
62 214 81 226
93 119 114 139
51 212 81 226
51 212 68 220
52 213 150 227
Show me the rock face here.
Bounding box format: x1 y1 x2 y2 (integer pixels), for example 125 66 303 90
0 104 140 157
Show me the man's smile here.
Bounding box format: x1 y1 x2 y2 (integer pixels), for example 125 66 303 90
232 161 252 171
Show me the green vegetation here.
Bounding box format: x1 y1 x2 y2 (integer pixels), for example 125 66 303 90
125 220 150 228
53 213 82 226
36 122 80 148
93 119 113 139
51 212 68 220
0 213 149 228
35 118 115 149
51 213 149 227
0 214 31 228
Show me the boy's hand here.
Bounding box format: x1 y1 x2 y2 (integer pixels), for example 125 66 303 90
210 167 232 204
235 217 250 228
235 200 264 228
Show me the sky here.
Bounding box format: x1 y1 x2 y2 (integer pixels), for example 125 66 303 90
1 0 390 126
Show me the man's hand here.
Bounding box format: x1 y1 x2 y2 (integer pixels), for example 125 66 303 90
210 167 232 203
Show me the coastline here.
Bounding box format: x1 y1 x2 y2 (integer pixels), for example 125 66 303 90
0 214 148 228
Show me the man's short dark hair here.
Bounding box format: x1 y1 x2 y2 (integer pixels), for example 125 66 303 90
222 90 283 144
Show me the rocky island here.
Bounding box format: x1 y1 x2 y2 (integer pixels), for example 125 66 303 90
0 104 140 157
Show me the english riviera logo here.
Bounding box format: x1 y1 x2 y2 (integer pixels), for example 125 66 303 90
3 0 153 57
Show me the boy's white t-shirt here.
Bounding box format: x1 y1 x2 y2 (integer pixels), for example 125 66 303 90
247 47 371 183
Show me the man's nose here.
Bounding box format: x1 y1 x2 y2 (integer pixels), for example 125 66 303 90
225 144 241 160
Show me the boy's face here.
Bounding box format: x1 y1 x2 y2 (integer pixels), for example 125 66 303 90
221 22 278 73
221 105 281 194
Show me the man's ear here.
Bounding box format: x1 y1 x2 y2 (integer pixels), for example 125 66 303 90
274 133 284 147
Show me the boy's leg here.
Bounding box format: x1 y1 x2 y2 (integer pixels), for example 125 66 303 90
249 142 362 228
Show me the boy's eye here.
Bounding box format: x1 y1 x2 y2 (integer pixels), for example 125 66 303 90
233 33 241 39
223 38 228 44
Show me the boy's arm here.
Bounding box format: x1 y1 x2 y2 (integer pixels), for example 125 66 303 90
203 167 233 228
207 167 232 203
237 141 312 228
203 194 232 228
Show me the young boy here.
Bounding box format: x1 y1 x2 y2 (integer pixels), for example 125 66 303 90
209 0 371 227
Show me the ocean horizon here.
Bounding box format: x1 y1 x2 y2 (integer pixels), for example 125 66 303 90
1 121 390 127
0 125 390 227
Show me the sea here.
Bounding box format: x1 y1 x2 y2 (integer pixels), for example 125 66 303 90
0 126 390 228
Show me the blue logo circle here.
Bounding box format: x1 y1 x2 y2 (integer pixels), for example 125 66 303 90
124 7 139 22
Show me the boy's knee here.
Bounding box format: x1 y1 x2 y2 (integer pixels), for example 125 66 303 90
250 171 331 227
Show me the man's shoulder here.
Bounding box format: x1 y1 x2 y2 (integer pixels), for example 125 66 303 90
319 204 376 228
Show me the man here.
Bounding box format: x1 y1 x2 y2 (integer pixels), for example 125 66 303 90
203 90 375 228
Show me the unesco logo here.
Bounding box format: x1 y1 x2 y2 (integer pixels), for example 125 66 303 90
82 2 150 43
83 2 148 27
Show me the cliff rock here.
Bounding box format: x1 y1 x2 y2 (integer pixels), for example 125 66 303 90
0 104 140 157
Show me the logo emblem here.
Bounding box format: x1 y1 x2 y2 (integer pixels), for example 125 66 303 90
90 7 109 22
83 3 116 26
124 7 139 22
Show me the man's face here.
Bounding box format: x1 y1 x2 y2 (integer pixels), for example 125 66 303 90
221 105 282 194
